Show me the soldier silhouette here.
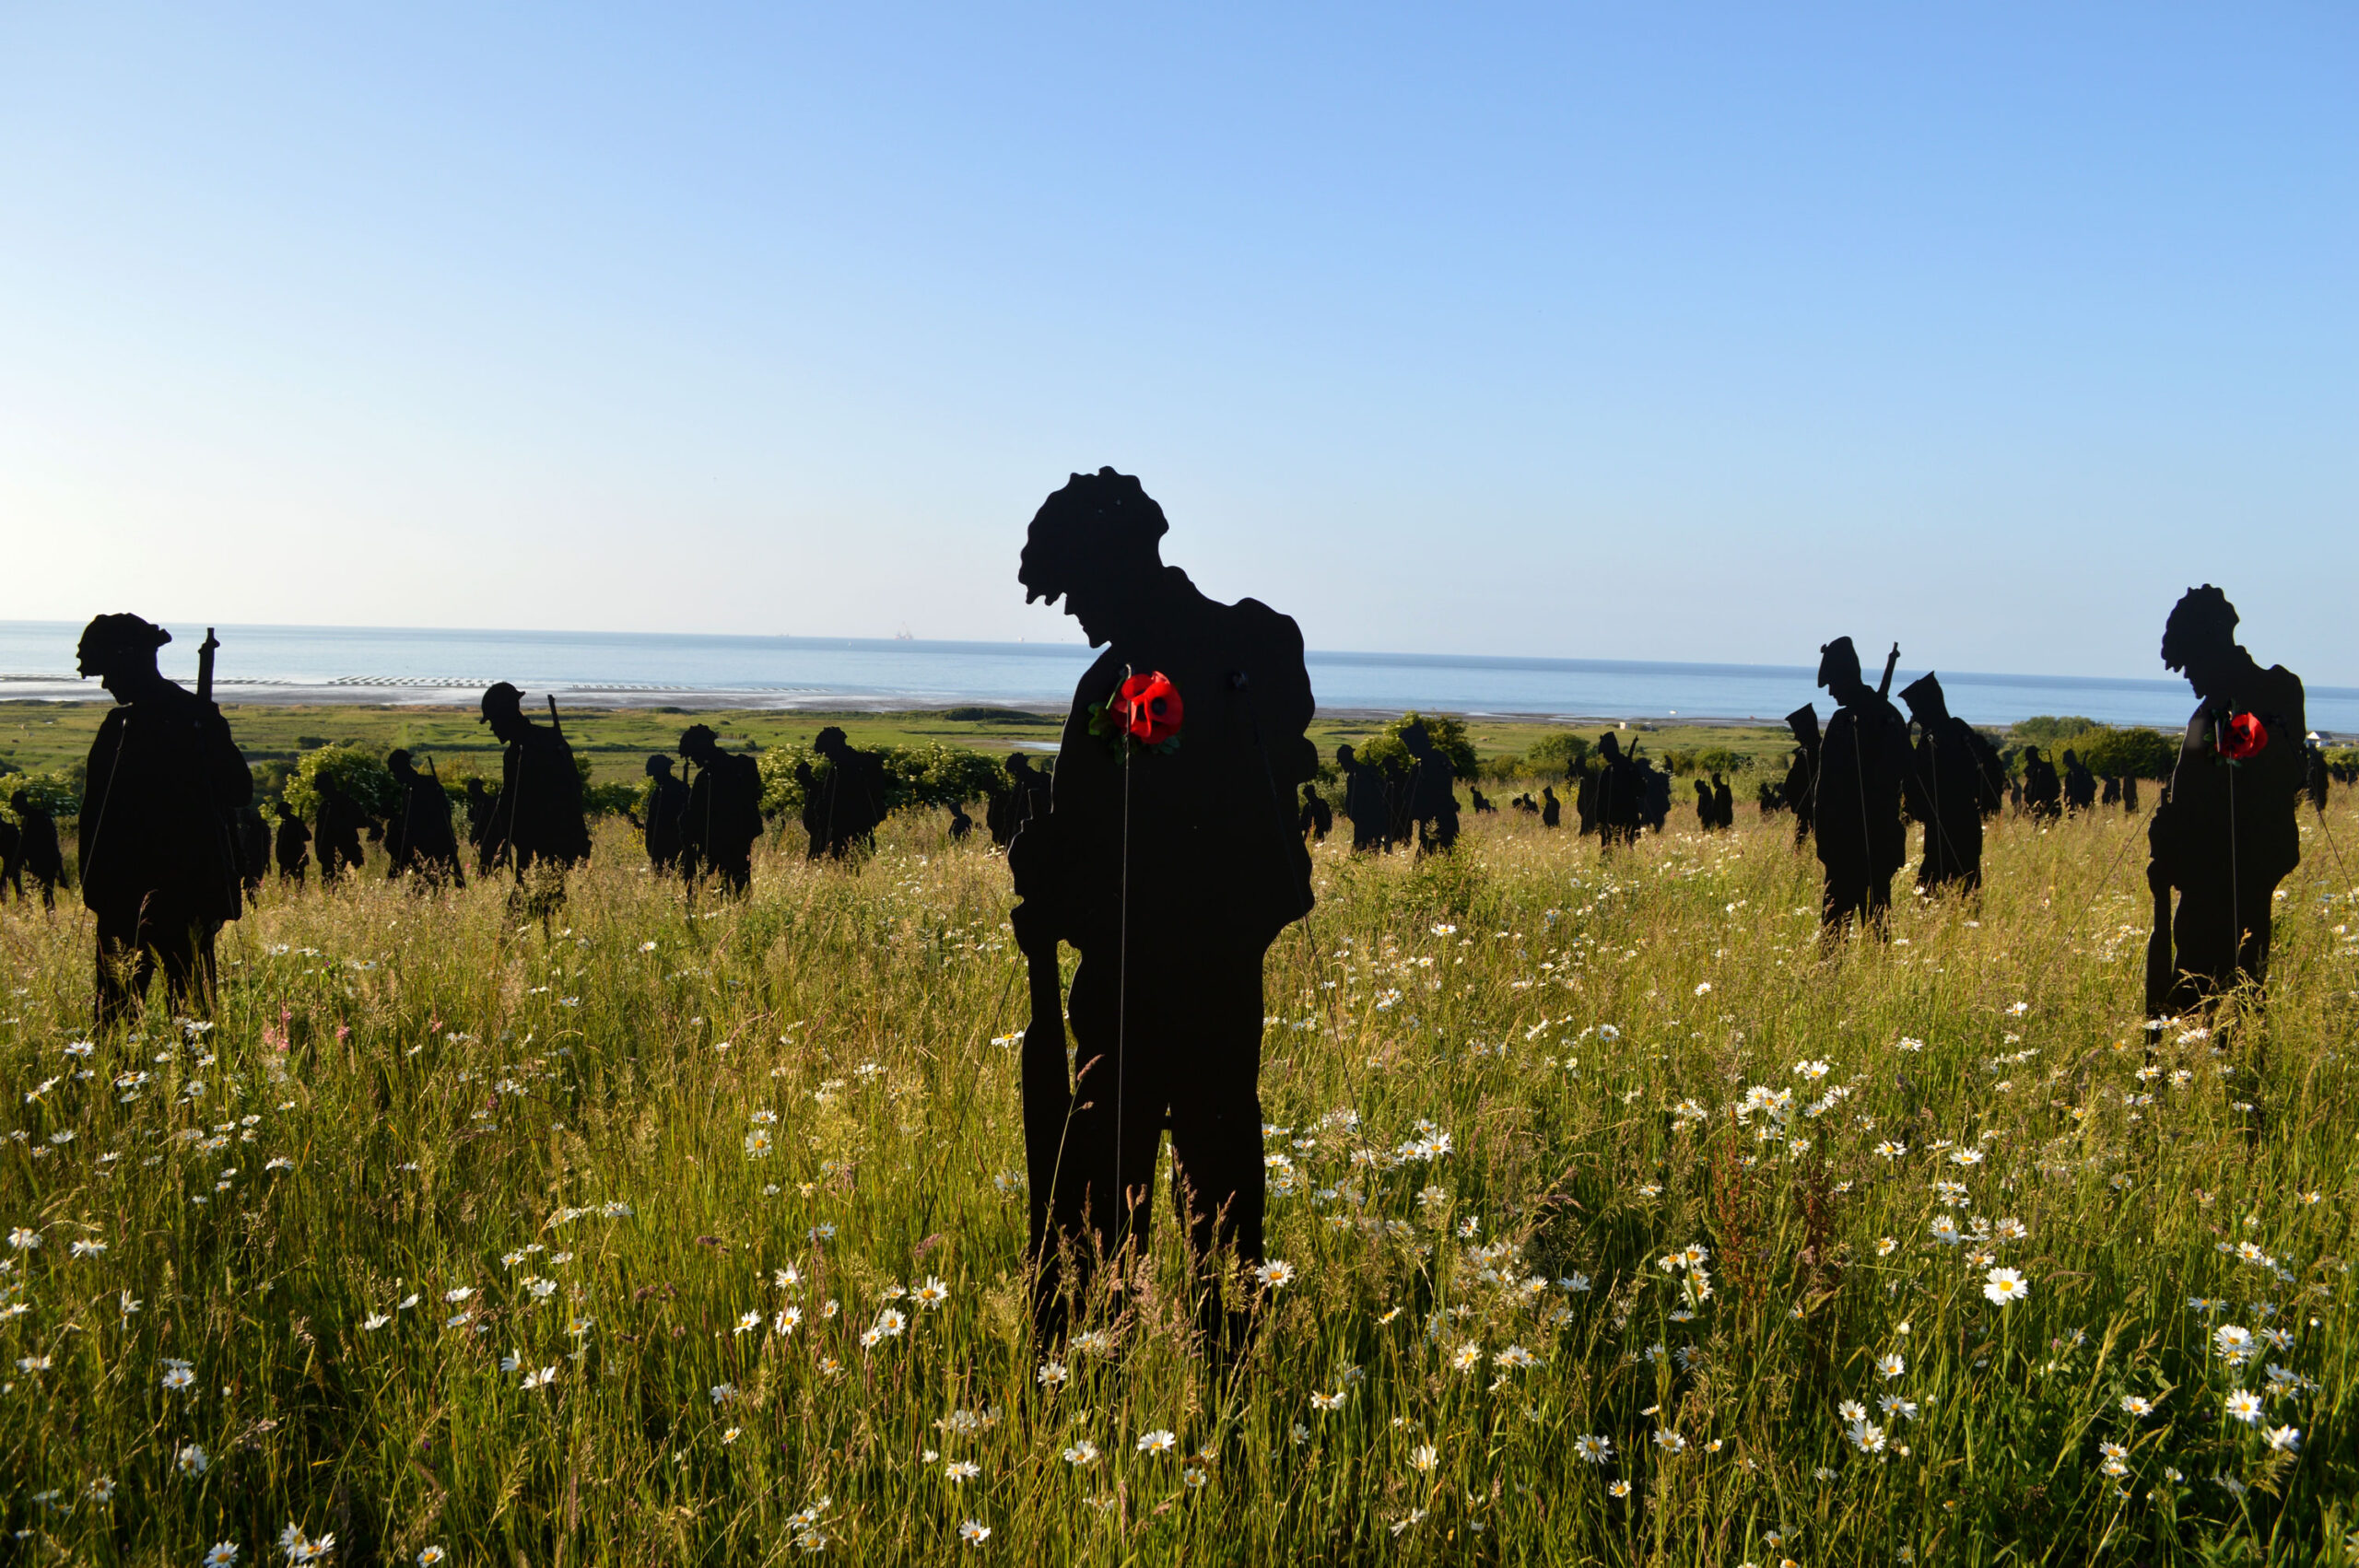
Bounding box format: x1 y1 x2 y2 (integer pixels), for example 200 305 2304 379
988 754 1054 848
1593 733 1642 846
0 805 19 904
2019 746 2062 821
1897 673 1985 895
2121 773 2140 813
476 683 592 878
1711 772 1734 829
2061 749 2097 815
463 778 498 860
948 801 975 842
1540 784 1561 828
1402 720 1461 853
2145 586 2306 1015
1783 707 1822 846
1469 787 1496 814
11 790 62 909
273 800 311 886
234 801 268 903
1813 638 1909 936
386 750 465 888
2101 774 2122 807
1298 782 1332 841
1692 778 1714 830
1335 744 1389 852
679 724 764 894
1006 467 1316 1363
73 614 252 1025
632 755 689 873
2304 740 2330 815
797 727 890 860
312 775 373 883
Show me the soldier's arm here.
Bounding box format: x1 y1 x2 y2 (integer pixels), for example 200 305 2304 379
1240 600 1319 787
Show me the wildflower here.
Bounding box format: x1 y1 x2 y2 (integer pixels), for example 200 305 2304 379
1983 1268 2029 1306
178 1444 210 1476
1608 1479 1632 1498
957 1520 991 1545
1876 1236 1898 1257
162 1363 197 1392
871 1308 907 1340
2213 1325 2255 1364
278 1524 336 1562
1450 1342 1483 1374
8 1227 39 1251
2224 1389 2263 1424
1654 1430 1686 1453
1874 1141 1907 1160
1838 1399 1868 1423
1071 1328 1116 1357
1409 1444 1439 1471
773 1305 803 1336
913 1276 951 1310
1252 1258 1297 1289
1311 1389 1346 1410
710 1383 737 1406
2262 1424 2300 1453
1137 1429 1178 1456
362 1313 390 1331
17 1354 53 1372
1792 1059 1832 1083
1849 1420 1886 1454
522 1365 557 1390
1062 1440 1100 1466
1495 1344 1538 1370
1036 1361 1068 1388
205 1546 240 1567
1949 1148 1985 1167
945 1460 980 1483
1575 1433 1614 1464
1562 1272 1593 1293
743 1129 775 1158
1877 1352 1905 1380
88 1477 115 1502
443 1286 474 1305
1879 1396 1919 1422
1929 1215 1961 1246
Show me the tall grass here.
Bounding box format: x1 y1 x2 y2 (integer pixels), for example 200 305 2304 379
3 794 2353 1563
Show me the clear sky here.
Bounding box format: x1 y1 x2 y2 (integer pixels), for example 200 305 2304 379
3 5 2351 681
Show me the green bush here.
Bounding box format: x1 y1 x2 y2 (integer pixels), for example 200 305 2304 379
283 744 397 820
0 766 82 819
1353 711 1478 781
757 741 1009 818
2074 727 2177 780
1520 731 1590 779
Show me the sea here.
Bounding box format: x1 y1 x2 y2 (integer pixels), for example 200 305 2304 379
4 620 2353 734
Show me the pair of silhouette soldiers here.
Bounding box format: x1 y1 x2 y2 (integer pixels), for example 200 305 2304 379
1297 783 1332 841
797 728 889 860
1810 637 1911 934
1579 732 1645 846
1006 468 1317 1365
73 614 252 1026
1 790 64 908
385 749 465 887
1692 773 1734 831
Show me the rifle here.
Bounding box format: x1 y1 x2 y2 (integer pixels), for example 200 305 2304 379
546 695 564 737
197 627 219 706
1877 642 1901 701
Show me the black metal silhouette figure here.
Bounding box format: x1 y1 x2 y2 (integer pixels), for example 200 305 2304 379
476 684 592 877
797 727 890 861
948 801 974 842
633 755 689 873
1005 467 1316 1363
1711 772 1734 829
10 790 61 909
1593 733 1643 846
2144 586 2306 1015
988 754 1054 848
0 809 19 903
1540 784 1561 828
2304 741 2330 815
2100 774 2121 807
386 749 465 888
1402 720 1460 853
234 802 268 902
1469 788 1496 815
2121 773 2140 813
73 614 251 1025
1813 638 1910 935
1335 744 1389 852
463 778 498 860
1298 783 1332 841
273 801 311 886
679 724 764 894
1897 673 1985 895
313 775 373 884
1783 707 1822 846
2020 746 2062 821
2061 749 2097 815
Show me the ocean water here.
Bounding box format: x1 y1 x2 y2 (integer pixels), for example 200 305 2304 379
3 620 2353 733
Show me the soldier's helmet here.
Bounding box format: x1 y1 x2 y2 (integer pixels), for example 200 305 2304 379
815 726 849 755
1019 468 1168 605
478 682 525 724
645 755 675 778
1898 672 1946 721
75 613 170 676
2162 584 2238 673
1815 636 1861 691
387 748 414 774
1402 720 1431 755
678 724 720 759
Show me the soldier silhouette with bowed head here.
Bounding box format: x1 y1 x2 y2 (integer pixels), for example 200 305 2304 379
1470 787 1496 815
312 775 374 883
385 750 465 889
2144 586 2306 1017
1711 772 1735 830
1897 673 1985 895
947 800 974 842
2019 746 2062 821
1783 707 1822 846
797 728 889 860
1540 784 1561 828
2062 750 2097 815
1298 783 1332 842
73 614 252 1026
632 755 689 874
11 790 63 909
1005 467 1317 1363
234 802 268 903
273 800 311 886
1592 733 1642 846
1813 637 1910 936
1692 778 1714 830
476 683 592 878
1402 720 1461 853
1335 743 1389 852
679 724 765 895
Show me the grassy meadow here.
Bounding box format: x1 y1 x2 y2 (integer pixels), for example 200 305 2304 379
4 781 2356 1563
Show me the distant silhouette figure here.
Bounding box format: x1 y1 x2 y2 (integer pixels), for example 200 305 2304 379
1897 673 1985 895
679 724 764 894
1540 784 1561 828
1711 772 1734 829
273 800 311 886
948 801 974 841
2101 774 2122 807
11 790 62 908
234 802 268 902
2020 746 2062 821
1783 707 1822 846
799 727 890 860
1693 778 1714 830
1402 720 1460 853
1469 787 1496 814
464 778 498 860
1593 733 1643 846
2145 586 2306 1015
477 684 592 878
1813 638 1909 935
1336 744 1389 852
2121 774 2140 813
1635 754 1671 833
0 809 19 903
1005 466 1316 1363
1380 753 1415 849
634 755 689 873
1298 783 1332 841
313 775 372 884
386 749 465 888
2304 741 2330 815
73 614 251 1025
988 754 1054 848
2061 749 2097 815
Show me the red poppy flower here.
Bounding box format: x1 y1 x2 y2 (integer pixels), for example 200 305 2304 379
2219 711 2267 760
1113 671 1183 747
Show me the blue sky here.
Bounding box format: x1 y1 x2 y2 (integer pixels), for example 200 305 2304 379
2 5 2351 681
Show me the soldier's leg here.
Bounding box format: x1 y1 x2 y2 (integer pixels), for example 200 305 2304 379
1165 956 1267 1361
1049 955 1169 1324
93 907 147 1029
2169 883 2237 1012
2235 891 2276 994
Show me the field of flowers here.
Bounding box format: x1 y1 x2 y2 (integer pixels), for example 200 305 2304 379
3 793 2354 1564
